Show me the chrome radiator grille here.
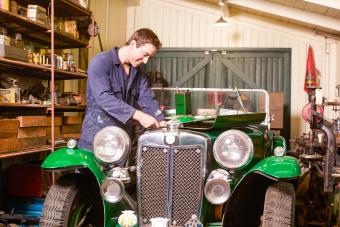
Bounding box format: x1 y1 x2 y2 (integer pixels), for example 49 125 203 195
139 145 168 221
137 140 206 226
172 146 203 226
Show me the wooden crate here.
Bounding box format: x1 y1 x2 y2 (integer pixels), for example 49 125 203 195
0 138 20 152
17 126 46 138
63 133 81 139
19 136 46 148
0 119 19 139
0 136 47 153
62 116 82 125
47 116 62 126
61 124 82 134
46 126 62 139
16 116 47 127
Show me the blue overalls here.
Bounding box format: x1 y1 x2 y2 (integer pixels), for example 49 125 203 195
79 47 164 151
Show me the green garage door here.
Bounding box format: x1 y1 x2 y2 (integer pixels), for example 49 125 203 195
142 48 291 141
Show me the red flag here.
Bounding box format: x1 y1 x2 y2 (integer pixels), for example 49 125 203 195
304 45 320 93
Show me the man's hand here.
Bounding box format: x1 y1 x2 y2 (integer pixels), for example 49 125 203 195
160 121 167 127
133 110 160 128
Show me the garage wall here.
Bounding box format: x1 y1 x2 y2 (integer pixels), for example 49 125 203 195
90 0 127 56
126 0 339 141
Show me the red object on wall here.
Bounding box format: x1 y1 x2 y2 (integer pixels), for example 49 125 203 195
208 91 225 106
301 103 324 123
8 164 47 197
304 45 320 93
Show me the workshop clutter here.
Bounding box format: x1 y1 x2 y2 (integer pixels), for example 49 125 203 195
4 164 50 224
0 0 83 62
0 76 83 105
1 24 79 70
25 47 78 72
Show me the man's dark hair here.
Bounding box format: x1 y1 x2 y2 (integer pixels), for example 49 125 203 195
126 28 162 50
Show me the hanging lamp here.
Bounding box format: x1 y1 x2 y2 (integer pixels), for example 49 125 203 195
214 0 228 26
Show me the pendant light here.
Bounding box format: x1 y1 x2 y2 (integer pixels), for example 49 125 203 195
214 0 228 26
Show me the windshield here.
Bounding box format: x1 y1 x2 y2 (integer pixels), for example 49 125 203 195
152 88 270 125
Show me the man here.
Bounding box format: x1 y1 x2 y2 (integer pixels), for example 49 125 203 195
79 28 165 151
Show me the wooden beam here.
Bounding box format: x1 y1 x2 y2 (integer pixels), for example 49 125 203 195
304 0 340 11
228 0 340 32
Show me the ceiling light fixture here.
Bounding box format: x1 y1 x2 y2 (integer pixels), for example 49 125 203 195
214 0 228 26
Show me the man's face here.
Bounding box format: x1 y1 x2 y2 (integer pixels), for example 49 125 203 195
129 40 157 67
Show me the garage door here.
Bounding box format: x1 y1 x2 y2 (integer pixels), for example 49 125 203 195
142 48 291 140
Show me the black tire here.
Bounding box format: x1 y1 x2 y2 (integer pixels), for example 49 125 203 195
262 182 295 227
39 173 103 227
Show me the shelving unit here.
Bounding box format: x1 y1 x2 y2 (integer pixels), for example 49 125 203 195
0 0 92 159
0 9 88 48
0 58 88 80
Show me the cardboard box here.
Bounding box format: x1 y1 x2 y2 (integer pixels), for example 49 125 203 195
27 4 47 25
259 92 284 129
0 44 29 62
0 35 11 46
0 88 15 103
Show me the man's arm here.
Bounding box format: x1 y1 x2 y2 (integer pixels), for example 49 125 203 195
88 55 135 124
137 75 165 122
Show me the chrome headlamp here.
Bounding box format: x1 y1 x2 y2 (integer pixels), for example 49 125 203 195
213 129 253 170
204 169 231 205
93 126 130 165
100 178 125 203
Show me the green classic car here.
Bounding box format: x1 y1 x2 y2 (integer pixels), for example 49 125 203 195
39 88 300 227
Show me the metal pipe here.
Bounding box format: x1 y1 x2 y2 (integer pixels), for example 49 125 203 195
321 124 336 192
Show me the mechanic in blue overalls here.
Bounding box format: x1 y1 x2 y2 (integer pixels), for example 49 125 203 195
79 28 165 151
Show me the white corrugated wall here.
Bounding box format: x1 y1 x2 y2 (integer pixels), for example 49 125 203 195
126 0 340 141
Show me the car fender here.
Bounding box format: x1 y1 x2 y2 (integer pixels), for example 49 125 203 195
42 147 104 181
248 155 301 179
42 148 135 227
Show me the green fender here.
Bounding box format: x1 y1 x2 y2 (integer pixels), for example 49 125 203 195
41 148 119 227
42 147 104 181
248 155 301 179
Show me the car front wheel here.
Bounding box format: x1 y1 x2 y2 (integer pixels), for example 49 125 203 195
262 182 295 227
39 173 103 227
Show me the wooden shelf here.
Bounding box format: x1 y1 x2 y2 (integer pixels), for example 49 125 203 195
0 103 86 113
0 103 49 109
16 0 92 17
0 9 89 48
54 105 86 112
0 145 51 159
0 57 88 80
0 143 68 159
